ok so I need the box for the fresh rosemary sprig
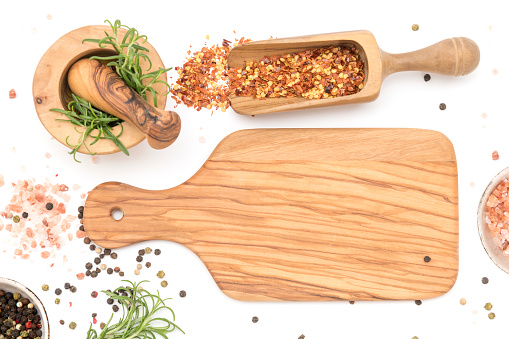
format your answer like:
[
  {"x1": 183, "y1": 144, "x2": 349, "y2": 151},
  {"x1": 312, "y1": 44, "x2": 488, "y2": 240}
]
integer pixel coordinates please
[
  {"x1": 50, "y1": 94, "x2": 128, "y2": 163},
  {"x1": 85, "y1": 280, "x2": 183, "y2": 339},
  {"x1": 83, "y1": 19, "x2": 172, "y2": 107}
]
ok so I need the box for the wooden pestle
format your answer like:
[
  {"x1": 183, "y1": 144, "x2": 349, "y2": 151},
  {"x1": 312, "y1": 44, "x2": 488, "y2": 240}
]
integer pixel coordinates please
[{"x1": 68, "y1": 59, "x2": 181, "y2": 150}]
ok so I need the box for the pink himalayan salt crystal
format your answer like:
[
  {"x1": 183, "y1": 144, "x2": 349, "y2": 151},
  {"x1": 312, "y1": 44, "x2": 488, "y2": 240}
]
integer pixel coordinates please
[
  {"x1": 76, "y1": 230, "x2": 86, "y2": 238},
  {"x1": 76, "y1": 273, "x2": 85, "y2": 280},
  {"x1": 486, "y1": 179, "x2": 509, "y2": 252},
  {"x1": 73, "y1": 184, "x2": 81, "y2": 191},
  {"x1": 14, "y1": 249, "x2": 22, "y2": 256},
  {"x1": 41, "y1": 251, "x2": 50, "y2": 259},
  {"x1": 0, "y1": 174, "x2": 4, "y2": 187}
]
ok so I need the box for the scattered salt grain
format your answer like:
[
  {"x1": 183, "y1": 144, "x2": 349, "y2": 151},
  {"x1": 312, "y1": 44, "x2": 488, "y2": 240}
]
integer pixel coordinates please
[
  {"x1": 0, "y1": 174, "x2": 4, "y2": 188},
  {"x1": 198, "y1": 136, "x2": 206, "y2": 143},
  {"x1": 45, "y1": 152, "x2": 52, "y2": 159}
]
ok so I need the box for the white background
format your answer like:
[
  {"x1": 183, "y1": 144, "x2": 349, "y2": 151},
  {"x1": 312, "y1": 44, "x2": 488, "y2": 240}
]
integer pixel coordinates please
[{"x1": 0, "y1": 1, "x2": 507, "y2": 338}]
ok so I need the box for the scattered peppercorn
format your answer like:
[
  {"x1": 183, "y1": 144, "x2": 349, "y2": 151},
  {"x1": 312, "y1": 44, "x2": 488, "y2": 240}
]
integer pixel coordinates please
[
  {"x1": 179, "y1": 290, "x2": 186, "y2": 298},
  {"x1": 55, "y1": 288, "x2": 62, "y2": 295},
  {"x1": 92, "y1": 313, "x2": 97, "y2": 318},
  {"x1": 100, "y1": 264, "x2": 107, "y2": 270},
  {"x1": 91, "y1": 291, "x2": 98, "y2": 298},
  {"x1": 104, "y1": 249, "x2": 112, "y2": 255},
  {"x1": 161, "y1": 280, "x2": 168, "y2": 287},
  {"x1": 70, "y1": 286, "x2": 77, "y2": 293},
  {"x1": 46, "y1": 202, "x2": 53, "y2": 210},
  {"x1": 64, "y1": 282, "x2": 71, "y2": 289},
  {"x1": 91, "y1": 271, "x2": 98, "y2": 278},
  {"x1": 138, "y1": 249, "x2": 145, "y2": 256},
  {"x1": 439, "y1": 103, "x2": 446, "y2": 110},
  {"x1": 85, "y1": 262, "x2": 93, "y2": 270},
  {"x1": 252, "y1": 316, "x2": 259, "y2": 323},
  {"x1": 86, "y1": 270, "x2": 92, "y2": 276},
  {"x1": 22, "y1": 212, "x2": 28, "y2": 218},
  {"x1": 107, "y1": 298, "x2": 114, "y2": 305},
  {"x1": 78, "y1": 206, "x2": 84, "y2": 213},
  {"x1": 79, "y1": 225, "x2": 85, "y2": 231},
  {"x1": 145, "y1": 262, "x2": 151, "y2": 268},
  {"x1": 89, "y1": 244, "x2": 96, "y2": 251},
  {"x1": 60, "y1": 320, "x2": 65, "y2": 325},
  {"x1": 95, "y1": 247, "x2": 102, "y2": 254},
  {"x1": 424, "y1": 256, "x2": 431, "y2": 262},
  {"x1": 154, "y1": 249, "x2": 161, "y2": 255},
  {"x1": 489, "y1": 312, "x2": 496, "y2": 319},
  {"x1": 137, "y1": 264, "x2": 142, "y2": 270},
  {"x1": 114, "y1": 267, "x2": 120, "y2": 273},
  {"x1": 157, "y1": 270, "x2": 165, "y2": 279},
  {"x1": 12, "y1": 215, "x2": 20, "y2": 223},
  {"x1": 415, "y1": 300, "x2": 422, "y2": 306},
  {"x1": 55, "y1": 298, "x2": 60, "y2": 304},
  {"x1": 299, "y1": 335, "x2": 305, "y2": 339},
  {"x1": 482, "y1": 277, "x2": 489, "y2": 284},
  {"x1": 84, "y1": 237, "x2": 91, "y2": 244},
  {"x1": 485, "y1": 302, "x2": 493, "y2": 310},
  {"x1": 412, "y1": 24, "x2": 419, "y2": 31},
  {"x1": 100, "y1": 322, "x2": 106, "y2": 330},
  {"x1": 136, "y1": 255, "x2": 143, "y2": 262},
  {"x1": 107, "y1": 268, "x2": 113, "y2": 274},
  {"x1": 460, "y1": 298, "x2": 467, "y2": 305},
  {"x1": 134, "y1": 269, "x2": 140, "y2": 275},
  {"x1": 349, "y1": 301, "x2": 355, "y2": 305},
  {"x1": 94, "y1": 257, "x2": 101, "y2": 264},
  {"x1": 69, "y1": 322, "x2": 77, "y2": 330},
  {"x1": 119, "y1": 271, "x2": 124, "y2": 277},
  {"x1": 95, "y1": 267, "x2": 101, "y2": 273},
  {"x1": 112, "y1": 305, "x2": 119, "y2": 312},
  {"x1": 145, "y1": 247, "x2": 152, "y2": 254},
  {"x1": 42, "y1": 284, "x2": 49, "y2": 291},
  {"x1": 110, "y1": 252, "x2": 118, "y2": 259}
]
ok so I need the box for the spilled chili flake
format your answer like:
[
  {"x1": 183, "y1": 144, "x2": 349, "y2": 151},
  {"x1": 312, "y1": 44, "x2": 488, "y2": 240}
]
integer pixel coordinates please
[{"x1": 170, "y1": 36, "x2": 251, "y2": 112}]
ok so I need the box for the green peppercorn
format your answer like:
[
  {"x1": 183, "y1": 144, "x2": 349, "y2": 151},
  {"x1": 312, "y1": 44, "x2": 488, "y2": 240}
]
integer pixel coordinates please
[
  {"x1": 69, "y1": 322, "x2": 77, "y2": 330},
  {"x1": 484, "y1": 302, "x2": 493, "y2": 311},
  {"x1": 55, "y1": 298, "x2": 60, "y2": 304},
  {"x1": 161, "y1": 280, "x2": 168, "y2": 287},
  {"x1": 100, "y1": 322, "x2": 106, "y2": 330},
  {"x1": 13, "y1": 293, "x2": 21, "y2": 300},
  {"x1": 145, "y1": 247, "x2": 152, "y2": 254},
  {"x1": 488, "y1": 312, "x2": 495, "y2": 320},
  {"x1": 13, "y1": 215, "x2": 20, "y2": 223},
  {"x1": 157, "y1": 270, "x2": 165, "y2": 279},
  {"x1": 411, "y1": 24, "x2": 419, "y2": 31},
  {"x1": 41, "y1": 284, "x2": 49, "y2": 291}
]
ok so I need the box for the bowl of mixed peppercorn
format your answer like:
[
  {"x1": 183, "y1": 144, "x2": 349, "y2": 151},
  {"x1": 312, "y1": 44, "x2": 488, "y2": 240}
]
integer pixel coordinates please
[{"x1": 0, "y1": 277, "x2": 49, "y2": 339}]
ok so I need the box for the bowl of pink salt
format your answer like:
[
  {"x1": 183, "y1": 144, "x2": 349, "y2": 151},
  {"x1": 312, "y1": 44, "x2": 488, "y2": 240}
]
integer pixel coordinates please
[{"x1": 478, "y1": 167, "x2": 509, "y2": 273}]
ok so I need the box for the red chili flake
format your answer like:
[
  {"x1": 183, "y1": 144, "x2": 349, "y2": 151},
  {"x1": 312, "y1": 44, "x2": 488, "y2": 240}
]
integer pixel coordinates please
[
  {"x1": 9, "y1": 89, "x2": 16, "y2": 99},
  {"x1": 493, "y1": 151, "x2": 500, "y2": 160},
  {"x1": 69, "y1": 302, "x2": 72, "y2": 307}
]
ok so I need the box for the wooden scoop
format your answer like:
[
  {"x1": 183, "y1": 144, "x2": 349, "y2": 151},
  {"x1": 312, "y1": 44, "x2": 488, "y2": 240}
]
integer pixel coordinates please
[
  {"x1": 68, "y1": 59, "x2": 181, "y2": 149},
  {"x1": 84, "y1": 128, "x2": 459, "y2": 301},
  {"x1": 228, "y1": 31, "x2": 480, "y2": 115}
]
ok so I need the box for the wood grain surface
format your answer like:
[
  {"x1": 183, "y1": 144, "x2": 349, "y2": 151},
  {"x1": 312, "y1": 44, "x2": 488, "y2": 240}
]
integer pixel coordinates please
[
  {"x1": 68, "y1": 59, "x2": 181, "y2": 150},
  {"x1": 32, "y1": 25, "x2": 168, "y2": 154},
  {"x1": 84, "y1": 129, "x2": 459, "y2": 301},
  {"x1": 228, "y1": 31, "x2": 479, "y2": 115}
]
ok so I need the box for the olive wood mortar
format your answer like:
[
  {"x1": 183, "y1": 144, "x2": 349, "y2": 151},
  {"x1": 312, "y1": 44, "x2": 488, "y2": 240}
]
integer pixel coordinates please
[
  {"x1": 84, "y1": 128, "x2": 459, "y2": 301},
  {"x1": 228, "y1": 30, "x2": 480, "y2": 115},
  {"x1": 68, "y1": 59, "x2": 181, "y2": 150},
  {"x1": 33, "y1": 25, "x2": 170, "y2": 154}
]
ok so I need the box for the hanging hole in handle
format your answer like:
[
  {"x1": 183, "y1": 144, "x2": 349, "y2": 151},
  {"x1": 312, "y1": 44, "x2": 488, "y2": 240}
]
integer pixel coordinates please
[{"x1": 111, "y1": 208, "x2": 124, "y2": 221}]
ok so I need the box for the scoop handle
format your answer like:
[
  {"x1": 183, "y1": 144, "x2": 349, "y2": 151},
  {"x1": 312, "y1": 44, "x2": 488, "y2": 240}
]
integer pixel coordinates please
[
  {"x1": 381, "y1": 37, "x2": 480, "y2": 78},
  {"x1": 68, "y1": 59, "x2": 181, "y2": 150}
]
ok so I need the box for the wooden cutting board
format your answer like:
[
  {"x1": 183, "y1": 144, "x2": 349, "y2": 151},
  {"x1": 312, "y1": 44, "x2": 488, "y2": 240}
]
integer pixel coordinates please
[{"x1": 84, "y1": 128, "x2": 459, "y2": 301}]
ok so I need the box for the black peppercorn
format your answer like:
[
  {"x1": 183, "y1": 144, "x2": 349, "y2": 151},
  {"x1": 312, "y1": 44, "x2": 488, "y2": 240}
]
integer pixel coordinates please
[
  {"x1": 95, "y1": 267, "x2": 101, "y2": 273},
  {"x1": 85, "y1": 262, "x2": 93, "y2": 270},
  {"x1": 64, "y1": 282, "x2": 71, "y2": 289},
  {"x1": 424, "y1": 256, "x2": 431, "y2": 262},
  {"x1": 136, "y1": 256, "x2": 143, "y2": 262},
  {"x1": 482, "y1": 277, "x2": 489, "y2": 284},
  {"x1": 22, "y1": 212, "x2": 28, "y2": 218},
  {"x1": 46, "y1": 202, "x2": 53, "y2": 210},
  {"x1": 92, "y1": 312, "x2": 97, "y2": 318},
  {"x1": 104, "y1": 249, "x2": 112, "y2": 255},
  {"x1": 94, "y1": 257, "x2": 101, "y2": 264},
  {"x1": 79, "y1": 225, "x2": 85, "y2": 231},
  {"x1": 60, "y1": 320, "x2": 65, "y2": 325},
  {"x1": 424, "y1": 74, "x2": 431, "y2": 82},
  {"x1": 439, "y1": 103, "x2": 446, "y2": 110},
  {"x1": 55, "y1": 288, "x2": 62, "y2": 295},
  {"x1": 78, "y1": 206, "x2": 84, "y2": 214},
  {"x1": 99, "y1": 254, "x2": 105, "y2": 259},
  {"x1": 110, "y1": 252, "x2": 118, "y2": 259},
  {"x1": 84, "y1": 237, "x2": 91, "y2": 244},
  {"x1": 415, "y1": 300, "x2": 422, "y2": 305},
  {"x1": 107, "y1": 298, "x2": 114, "y2": 305},
  {"x1": 138, "y1": 249, "x2": 145, "y2": 256},
  {"x1": 107, "y1": 268, "x2": 113, "y2": 274},
  {"x1": 90, "y1": 244, "x2": 96, "y2": 251},
  {"x1": 78, "y1": 213, "x2": 83, "y2": 219},
  {"x1": 70, "y1": 286, "x2": 77, "y2": 293},
  {"x1": 119, "y1": 271, "x2": 124, "y2": 277},
  {"x1": 112, "y1": 305, "x2": 119, "y2": 312},
  {"x1": 154, "y1": 249, "x2": 161, "y2": 255},
  {"x1": 252, "y1": 316, "x2": 259, "y2": 323},
  {"x1": 179, "y1": 290, "x2": 186, "y2": 298},
  {"x1": 86, "y1": 270, "x2": 91, "y2": 276}
]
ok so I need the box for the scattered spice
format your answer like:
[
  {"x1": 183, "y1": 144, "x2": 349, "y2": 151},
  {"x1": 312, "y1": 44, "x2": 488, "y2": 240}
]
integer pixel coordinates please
[
  {"x1": 137, "y1": 264, "x2": 143, "y2": 270},
  {"x1": 55, "y1": 288, "x2": 62, "y2": 295},
  {"x1": 100, "y1": 264, "x2": 107, "y2": 270},
  {"x1": 299, "y1": 335, "x2": 305, "y2": 339},
  {"x1": 460, "y1": 298, "x2": 467, "y2": 305},
  {"x1": 138, "y1": 249, "x2": 145, "y2": 256},
  {"x1": 412, "y1": 24, "x2": 419, "y2": 31},
  {"x1": 60, "y1": 320, "x2": 65, "y2": 325},
  {"x1": 157, "y1": 270, "x2": 165, "y2": 279},
  {"x1": 8, "y1": 89, "x2": 16, "y2": 99},
  {"x1": 229, "y1": 46, "x2": 365, "y2": 100},
  {"x1": 64, "y1": 282, "x2": 71, "y2": 289},
  {"x1": 492, "y1": 151, "x2": 499, "y2": 160},
  {"x1": 136, "y1": 255, "x2": 143, "y2": 262},
  {"x1": 42, "y1": 284, "x2": 49, "y2": 291},
  {"x1": 107, "y1": 268, "x2": 113, "y2": 274},
  {"x1": 439, "y1": 103, "x2": 446, "y2": 110},
  {"x1": 110, "y1": 252, "x2": 118, "y2": 259},
  {"x1": 91, "y1": 291, "x2": 98, "y2": 298},
  {"x1": 154, "y1": 249, "x2": 161, "y2": 256},
  {"x1": 145, "y1": 247, "x2": 152, "y2": 254},
  {"x1": 0, "y1": 290, "x2": 44, "y2": 338},
  {"x1": 179, "y1": 290, "x2": 186, "y2": 298},
  {"x1": 424, "y1": 256, "x2": 431, "y2": 262},
  {"x1": 134, "y1": 269, "x2": 140, "y2": 275},
  {"x1": 252, "y1": 316, "x2": 259, "y2": 323},
  {"x1": 424, "y1": 74, "x2": 431, "y2": 82},
  {"x1": 488, "y1": 312, "x2": 496, "y2": 319},
  {"x1": 100, "y1": 322, "x2": 106, "y2": 330},
  {"x1": 114, "y1": 267, "x2": 120, "y2": 273},
  {"x1": 161, "y1": 280, "x2": 168, "y2": 287},
  {"x1": 145, "y1": 262, "x2": 152, "y2": 268},
  {"x1": 415, "y1": 300, "x2": 422, "y2": 306},
  {"x1": 69, "y1": 322, "x2": 77, "y2": 330},
  {"x1": 55, "y1": 298, "x2": 60, "y2": 304},
  {"x1": 70, "y1": 286, "x2": 77, "y2": 293},
  {"x1": 484, "y1": 302, "x2": 493, "y2": 310},
  {"x1": 349, "y1": 301, "x2": 355, "y2": 305}
]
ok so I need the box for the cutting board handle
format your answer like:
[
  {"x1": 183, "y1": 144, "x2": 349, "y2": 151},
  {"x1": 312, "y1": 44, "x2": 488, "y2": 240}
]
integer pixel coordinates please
[
  {"x1": 68, "y1": 59, "x2": 181, "y2": 150},
  {"x1": 381, "y1": 37, "x2": 480, "y2": 78}
]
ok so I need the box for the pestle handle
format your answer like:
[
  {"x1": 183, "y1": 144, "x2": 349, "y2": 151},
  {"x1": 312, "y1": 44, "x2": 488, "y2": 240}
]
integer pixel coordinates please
[
  {"x1": 381, "y1": 37, "x2": 480, "y2": 78},
  {"x1": 68, "y1": 59, "x2": 181, "y2": 150}
]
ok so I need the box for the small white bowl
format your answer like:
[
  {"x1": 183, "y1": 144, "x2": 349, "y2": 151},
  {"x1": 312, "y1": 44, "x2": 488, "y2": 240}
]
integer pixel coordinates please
[
  {"x1": 0, "y1": 277, "x2": 49, "y2": 339},
  {"x1": 478, "y1": 166, "x2": 509, "y2": 274}
]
